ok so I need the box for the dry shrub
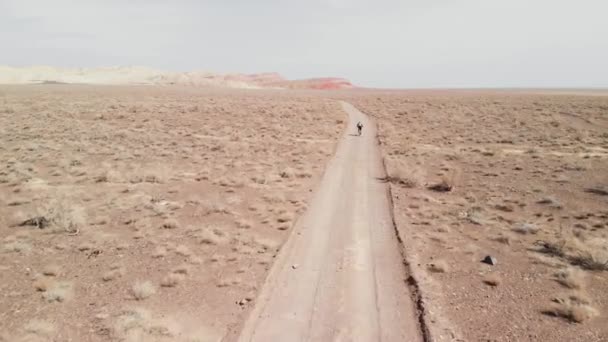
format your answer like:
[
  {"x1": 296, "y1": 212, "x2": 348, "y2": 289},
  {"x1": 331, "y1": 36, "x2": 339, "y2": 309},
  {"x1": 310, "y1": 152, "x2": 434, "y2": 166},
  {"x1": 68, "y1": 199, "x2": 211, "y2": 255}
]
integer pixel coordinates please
[
  {"x1": 160, "y1": 273, "x2": 184, "y2": 287},
  {"x1": 236, "y1": 219, "x2": 252, "y2": 229},
  {"x1": 544, "y1": 293, "x2": 599, "y2": 323},
  {"x1": 175, "y1": 244, "x2": 191, "y2": 257},
  {"x1": 114, "y1": 308, "x2": 152, "y2": 338},
  {"x1": 199, "y1": 229, "x2": 224, "y2": 245},
  {"x1": 255, "y1": 237, "x2": 279, "y2": 251},
  {"x1": 537, "y1": 196, "x2": 562, "y2": 209},
  {"x1": 427, "y1": 260, "x2": 448, "y2": 273},
  {"x1": 3, "y1": 241, "x2": 31, "y2": 253},
  {"x1": 536, "y1": 238, "x2": 608, "y2": 271},
  {"x1": 279, "y1": 167, "x2": 295, "y2": 179},
  {"x1": 569, "y1": 251, "x2": 608, "y2": 271},
  {"x1": 131, "y1": 281, "x2": 156, "y2": 300},
  {"x1": 152, "y1": 246, "x2": 167, "y2": 258},
  {"x1": 492, "y1": 235, "x2": 511, "y2": 245},
  {"x1": 209, "y1": 254, "x2": 223, "y2": 263},
  {"x1": 511, "y1": 222, "x2": 539, "y2": 235},
  {"x1": 427, "y1": 179, "x2": 453, "y2": 192},
  {"x1": 95, "y1": 169, "x2": 123, "y2": 183},
  {"x1": 554, "y1": 268, "x2": 585, "y2": 289},
  {"x1": 482, "y1": 274, "x2": 501, "y2": 286},
  {"x1": 114, "y1": 308, "x2": 184, "y2": 340},
  {"x1": 23, "y1": 319, "x2": 55, "y2": 337},
  {"x1": 77, "y1": 242, "x2": 94, "y2": 251},
  {"x1": 171, "y1": 264, "x2": 190, "y2": 275},
  {"x1": 42, "y1": 264, "x2": 60, "y2": 277},
  {"x1": 37, "y1": 199, "x2": 87, "y2": 234},
  {"x1": 277, "y1": 213, "x2": 294, "y2": 223},
  {"x1": 33, "y1": 278, "x2": 53, "y2": 292},
  {"x1": 188, "y1": 256, "x2": 203, "y2": 265},
  {"x1": 161, "y1": 219, "x2": 180, "y2": 230},
  {"x1": 385, "y1": 161, "x2": 419, "y2": 188},
  {"x1": 42, "y1": 281, "x2": 73, "y2": 302},
  {"x1": 535, "y1": 240, "x2": 566, "y2": 258},
  {"x1": 102, "y1": 268, "x2": 125, "y2": 282},
  {"x1": 585, "y1": 186, "x2": 608, "y2": 196}
]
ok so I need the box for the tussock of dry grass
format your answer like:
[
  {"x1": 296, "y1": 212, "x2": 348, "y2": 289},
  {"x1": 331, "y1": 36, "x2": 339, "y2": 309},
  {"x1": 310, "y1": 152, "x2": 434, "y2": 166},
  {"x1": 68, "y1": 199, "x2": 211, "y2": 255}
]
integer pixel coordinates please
[
  {"x1": 131, "y1": 281, "x2": 156, "y2": 300},
  {"x1": 188, "y1": 256, "x2": 203, "y2": 265},
  {"x1": 427, "y1": 179, "x2": 453, "y2": 192},
  {"x1": 427, "y1": 260, "x2": 449, "y2": 273},
  {"x1": 569, "y1": 251, "x2": 608, "y2": 271},
  {"x1": 3, "y1": 241, "x2": 31, "y2": 253},
  {"x1": 544, "y1": 293, "x2": 599, "y2": 323},
  {"x1": 277, "y1": 213, "x2": 294, "y2": 223},
  {"x1": 199, "y1": 229, "x2": 223, "y2": 245},
  {"x1": 482, "y1": 274, "x2": 501, "y2": 286},
  {"x1": 512, "y1": 222, "x2": 539, "y2": 235},
  {"x1": 175, "y1": 244, "x2": 192, "y2": 257},
  {"x1": 171, "y1": 264, "x2": 190, "y2": 275},
  {"x1": 37, "y1": 200, "x2": 87, "y2": 234},
  {"x1": 386, "y1": 166, "x2": 419, "y2": 188},
  {"x1": 492, "y1": 235, "x2": 511, "y2": 245},
  {"x1": 42, "y1": 264, "x2": 60, "y2": 276},
  {"x1": 42, "y1": 281, "x2": 73, "y2": 302},
  {"x1": 554, "y1": 268, "x2": 585, "y2": 289},
  {"x1": 161, "y1": 273, "x2": 184, "y2": 287},
  {"x1": 236, "y1": 219, "x2": 252, "y2": 229},
  {"x1": 536, "y1": 239, "x2": 608, "y2": 271},
  {"x1": 33, "y1": 278, "x2": 53, "y2": 292},
  {"x1": 161, "y1": 218, "x2": 180, "y2": 230},
  {"x1": 103, "y1": 267, "x2": 125, "y2": 282},
  {"x1": 23, "y1": 319, "x2": 55, "y2": 337},
  {"x1": 152, "y1": 246, "x2": 167, "y2": 258},
  {"x1": 77, "y1": 242, "x2": 94, "y2": 251}
]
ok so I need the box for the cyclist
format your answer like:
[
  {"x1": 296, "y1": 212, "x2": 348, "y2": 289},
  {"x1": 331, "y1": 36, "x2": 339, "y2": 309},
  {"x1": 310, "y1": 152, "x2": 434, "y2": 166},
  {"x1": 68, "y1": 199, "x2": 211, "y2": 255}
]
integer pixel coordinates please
[{"x1": 356, "y1": 121, "x2": 363, "y2": 136}]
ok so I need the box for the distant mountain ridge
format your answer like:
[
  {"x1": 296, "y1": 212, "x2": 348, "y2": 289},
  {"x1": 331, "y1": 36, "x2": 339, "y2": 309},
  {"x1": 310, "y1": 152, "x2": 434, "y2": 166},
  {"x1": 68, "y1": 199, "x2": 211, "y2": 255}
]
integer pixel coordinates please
[{"x1": 0, "y1": 66, "x2": 354, "y2": 90}]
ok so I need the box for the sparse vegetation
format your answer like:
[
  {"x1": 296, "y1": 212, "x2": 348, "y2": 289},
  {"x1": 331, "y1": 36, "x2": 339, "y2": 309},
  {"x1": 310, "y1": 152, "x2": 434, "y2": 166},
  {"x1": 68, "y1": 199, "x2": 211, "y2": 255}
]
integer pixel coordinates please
[
  {"x1": 131, "y1": 281, "x2": 156, "y2": 300},
  {"x1": 352, "y1": 93, "x2": 608, "y2": 340},
  {"x1": 42, "y1": 281, "x2": 73, "y2": 302},
  {"x1": 554, "y1": 268, "x2": 585, "y2": 289},
  {"x1": 482, "y1": 274, "x2": 501, "y2": 286},
  {"x1": 544, "y1": 293, "x2": 599, "y2": 323},
  {"x1": 161, "y1": 273, "x2": 184, "y2": 287},
  {"x1": 427, "y1": 260, "x2": 448, "y2": 273}
]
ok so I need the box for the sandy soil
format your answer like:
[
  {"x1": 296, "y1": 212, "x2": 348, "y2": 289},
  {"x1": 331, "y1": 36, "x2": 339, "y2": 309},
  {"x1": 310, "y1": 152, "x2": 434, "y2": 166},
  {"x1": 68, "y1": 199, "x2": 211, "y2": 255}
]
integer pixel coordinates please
[
  {"x1": 2, "y1": 85, "x2": 607, "y2": 342},
  {"x1": 0, "y1": 85, "x2": 343, "y2": 341},
  {"x1": 347, "y1": 90, "x2": 608, "y2": 341},
  {"x1": 236, "y1": 102, "x2": 421, "y2": 342}
]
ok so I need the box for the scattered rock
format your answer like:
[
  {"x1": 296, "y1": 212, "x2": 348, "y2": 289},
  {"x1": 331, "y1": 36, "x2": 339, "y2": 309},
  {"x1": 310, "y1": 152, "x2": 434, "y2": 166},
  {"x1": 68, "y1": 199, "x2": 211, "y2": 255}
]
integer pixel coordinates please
[
  {"x1": 292, "y1": 264, "x2": 299, "y2": 269},
  {"x1": 482, "y1": 255, "x2": 497, "y2": 266}
]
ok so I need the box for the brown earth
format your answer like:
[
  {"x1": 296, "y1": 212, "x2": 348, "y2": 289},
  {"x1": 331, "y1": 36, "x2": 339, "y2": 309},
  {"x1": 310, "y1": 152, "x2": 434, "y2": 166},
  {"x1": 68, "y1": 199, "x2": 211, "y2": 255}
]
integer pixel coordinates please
[
  {"x1": 1, "y1": 85, "x2": 607, "y2": 342},
  {"x1": 0, "y1": 85, "x2": 343, "y2": 341},
  {"x1": 346, "y1": 90, "x2": 608, "y2": 341}
]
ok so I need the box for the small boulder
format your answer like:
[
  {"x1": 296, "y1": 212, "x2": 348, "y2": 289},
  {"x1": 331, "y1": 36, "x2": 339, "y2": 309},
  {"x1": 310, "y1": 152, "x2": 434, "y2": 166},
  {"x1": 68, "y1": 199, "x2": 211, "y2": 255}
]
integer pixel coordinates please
[{"x1": 481, "y1": 255, "x2": 497, "y2": 266}]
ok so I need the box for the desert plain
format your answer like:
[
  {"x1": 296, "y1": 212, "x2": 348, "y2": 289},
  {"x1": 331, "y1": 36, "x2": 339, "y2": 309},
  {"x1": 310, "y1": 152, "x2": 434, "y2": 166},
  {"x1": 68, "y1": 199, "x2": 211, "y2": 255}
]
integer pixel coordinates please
[{"x1": 1, "y1": 84, "x2": 607, "y2": 342}]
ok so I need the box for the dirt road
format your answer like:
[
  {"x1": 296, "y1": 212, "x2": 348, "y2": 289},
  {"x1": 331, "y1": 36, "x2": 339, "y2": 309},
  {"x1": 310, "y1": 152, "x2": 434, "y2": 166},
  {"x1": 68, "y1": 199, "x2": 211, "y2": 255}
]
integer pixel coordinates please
[{"x1": 236, "y1": 102, "x2": 424, "y2": 342}]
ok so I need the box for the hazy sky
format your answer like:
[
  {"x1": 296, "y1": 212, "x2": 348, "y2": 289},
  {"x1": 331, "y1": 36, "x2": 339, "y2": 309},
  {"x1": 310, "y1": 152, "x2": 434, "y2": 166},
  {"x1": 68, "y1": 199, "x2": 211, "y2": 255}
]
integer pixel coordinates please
[{"x1": 1, "y1": 0, "x2": 607, "y2": 88}]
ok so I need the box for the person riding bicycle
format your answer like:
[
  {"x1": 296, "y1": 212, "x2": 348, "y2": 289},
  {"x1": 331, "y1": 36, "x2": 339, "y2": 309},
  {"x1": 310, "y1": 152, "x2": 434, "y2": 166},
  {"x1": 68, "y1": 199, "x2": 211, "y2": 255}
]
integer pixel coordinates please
[{"x1": 356, "y1": 121, "x2": 363, "y2": 136}]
